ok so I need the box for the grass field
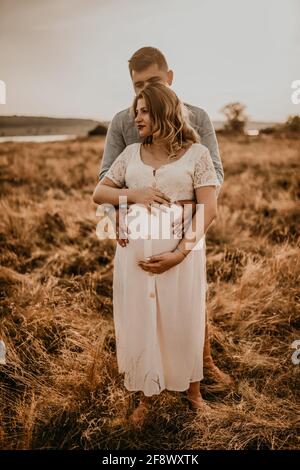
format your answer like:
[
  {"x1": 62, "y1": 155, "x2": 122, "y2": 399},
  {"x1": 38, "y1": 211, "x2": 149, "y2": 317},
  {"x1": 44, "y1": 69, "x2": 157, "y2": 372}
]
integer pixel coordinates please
[{"x1": 0, "y1": 134, "x2": 299, "y2": 449}]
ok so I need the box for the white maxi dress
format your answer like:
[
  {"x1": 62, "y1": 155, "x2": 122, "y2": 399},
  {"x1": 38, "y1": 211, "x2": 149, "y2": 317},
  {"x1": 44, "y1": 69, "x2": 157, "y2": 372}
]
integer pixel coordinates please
[{"x1": 105, "y1": 142, "x2": 220, "y2": 397}]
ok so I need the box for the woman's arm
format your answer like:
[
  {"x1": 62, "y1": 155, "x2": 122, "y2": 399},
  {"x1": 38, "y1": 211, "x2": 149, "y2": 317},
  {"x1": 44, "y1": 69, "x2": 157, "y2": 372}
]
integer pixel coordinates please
[
  {"x1": 93, "y1": 177, "x2": 171, "y2": 207},
  {"x1": 92, "y1": 176, "x2": 136, "y2": 205}
]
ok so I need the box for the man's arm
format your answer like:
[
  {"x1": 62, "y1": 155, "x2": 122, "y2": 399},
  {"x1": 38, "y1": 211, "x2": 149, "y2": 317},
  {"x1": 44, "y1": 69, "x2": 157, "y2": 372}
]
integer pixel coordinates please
[
  {"x1": 198, "y1": 109, "x2": 224, "y2": 186},
  {"x1": 98, "y1": 112, "x2": 126, "y2": 182}
]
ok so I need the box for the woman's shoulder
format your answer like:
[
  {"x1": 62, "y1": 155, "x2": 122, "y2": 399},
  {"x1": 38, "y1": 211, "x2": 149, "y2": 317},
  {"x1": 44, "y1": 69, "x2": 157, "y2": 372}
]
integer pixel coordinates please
[
  {"x1": 190, "y1": 143, "x2": 210, "y2": 155},
  {"x1": 125, "y1": 142, "x2": 140, "y2": 153},
  {"x1": 116, "y1": 143, "x2": 139, "y2": 162},
  {"x1": 189, "y1": 143, "x2": 211, "y2": 163}
]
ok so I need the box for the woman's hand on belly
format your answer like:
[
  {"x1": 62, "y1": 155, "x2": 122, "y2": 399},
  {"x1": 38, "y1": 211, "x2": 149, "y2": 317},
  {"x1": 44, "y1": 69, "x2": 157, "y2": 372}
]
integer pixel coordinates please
[
  {"x1": 131, "y1": 187, "x2": 171, "y2": 209},
  {"x1": 138, "y1": 250, "x2": 185, "y2": 275}
]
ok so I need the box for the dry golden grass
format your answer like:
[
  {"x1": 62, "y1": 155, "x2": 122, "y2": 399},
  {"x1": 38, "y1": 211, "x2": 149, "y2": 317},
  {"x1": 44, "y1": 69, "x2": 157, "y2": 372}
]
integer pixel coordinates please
[{"x1": 0, "y1": 134, "x2": 299, "y2": 450}]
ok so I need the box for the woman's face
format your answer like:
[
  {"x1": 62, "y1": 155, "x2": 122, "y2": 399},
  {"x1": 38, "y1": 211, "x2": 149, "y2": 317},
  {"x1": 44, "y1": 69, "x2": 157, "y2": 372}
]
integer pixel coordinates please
[{"x1": 134, "y1": 98, "x2": 152, "y2": 138}]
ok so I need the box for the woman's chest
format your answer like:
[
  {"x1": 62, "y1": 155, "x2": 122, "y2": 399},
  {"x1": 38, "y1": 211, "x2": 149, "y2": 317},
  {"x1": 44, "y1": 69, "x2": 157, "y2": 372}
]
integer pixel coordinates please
[
  {"x1": 125, "y1": 158, "x2": 195, "y2": 201},
  {"x1": 140, "y1": 147, "x2": 189, "y2": 171}
]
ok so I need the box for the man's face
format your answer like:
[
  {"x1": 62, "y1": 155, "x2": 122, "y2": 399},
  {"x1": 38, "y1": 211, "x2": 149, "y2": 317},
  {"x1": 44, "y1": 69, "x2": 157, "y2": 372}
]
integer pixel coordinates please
[{"x1": 131, "y1": 63, "x2": 173, "y2": 94}]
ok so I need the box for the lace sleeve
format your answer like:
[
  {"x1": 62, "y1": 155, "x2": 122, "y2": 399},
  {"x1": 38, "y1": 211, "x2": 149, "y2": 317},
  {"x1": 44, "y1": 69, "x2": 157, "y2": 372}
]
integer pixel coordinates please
[
  {"x1": 193, "y1": 146, "x2": 221, "y2": 197},
  {"x1": 105, "y1": 147, "x2": 130, "y2": 187}
]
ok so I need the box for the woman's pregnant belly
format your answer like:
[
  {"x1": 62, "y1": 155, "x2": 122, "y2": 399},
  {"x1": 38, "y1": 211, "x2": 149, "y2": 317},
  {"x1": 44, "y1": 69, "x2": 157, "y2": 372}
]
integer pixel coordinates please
[{"x1": 124, "y1": 203, "x2": 183, "y2": 261}]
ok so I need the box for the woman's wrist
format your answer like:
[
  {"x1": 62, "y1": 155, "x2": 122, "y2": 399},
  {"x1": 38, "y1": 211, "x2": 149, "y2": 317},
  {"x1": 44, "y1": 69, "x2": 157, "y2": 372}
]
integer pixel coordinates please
[
  {"x1": 176, "y1": 245, "x2": 190, "y2": 257},
  {"x1": 127, "y1": 188, "x2": 136, "y2": 204},
  {"x1": 172, "y1": 247, "x2": 188, "y2": 261}
]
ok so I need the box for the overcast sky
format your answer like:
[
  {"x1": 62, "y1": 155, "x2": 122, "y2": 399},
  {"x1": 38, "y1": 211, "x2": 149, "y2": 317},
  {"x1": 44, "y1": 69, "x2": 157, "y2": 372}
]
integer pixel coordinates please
[{"x1": 0, "y1": 0, "x2": 299, "y2": 122}]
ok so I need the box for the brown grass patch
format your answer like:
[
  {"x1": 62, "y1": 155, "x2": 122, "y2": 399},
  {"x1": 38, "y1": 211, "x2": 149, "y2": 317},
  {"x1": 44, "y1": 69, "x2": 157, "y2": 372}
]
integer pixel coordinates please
[{"x1": 0, "y1": 134, "x2": 299, "y2": 449}]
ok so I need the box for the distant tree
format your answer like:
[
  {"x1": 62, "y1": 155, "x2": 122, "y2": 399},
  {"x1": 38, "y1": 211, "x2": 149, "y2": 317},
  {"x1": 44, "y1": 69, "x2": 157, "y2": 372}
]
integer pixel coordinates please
[
  {"x1": 220, "y1": 102, "x2": 248, "y2": 134},
  {"x1": 284, "y1": 115, "x2": 300, "y2": 132},
  {"x1": 260, "y1": 126, "x2": 276, "y2": 135},
  {"x1": 88, "y1": 124, "x2": 107, "y2": 136}
]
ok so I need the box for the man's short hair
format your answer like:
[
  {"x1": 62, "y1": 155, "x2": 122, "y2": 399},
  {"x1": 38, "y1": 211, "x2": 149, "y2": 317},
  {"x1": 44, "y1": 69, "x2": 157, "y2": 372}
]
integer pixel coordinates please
[{"x1": 128, "y1": 47, "x2": 168, "y2": 77}]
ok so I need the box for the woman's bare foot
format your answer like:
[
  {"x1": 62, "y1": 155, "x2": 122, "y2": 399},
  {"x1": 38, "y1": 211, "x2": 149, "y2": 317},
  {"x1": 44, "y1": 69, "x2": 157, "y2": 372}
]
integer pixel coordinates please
[
  {"x1": 186, "y1": 393, "x2": 209, "y2": 412},
  {"x1": 129, "y1": 398, "x2": 150, "y2": 429},
  {"x1": 204, "y1": 358, "x2": 234, "y2": 388}
]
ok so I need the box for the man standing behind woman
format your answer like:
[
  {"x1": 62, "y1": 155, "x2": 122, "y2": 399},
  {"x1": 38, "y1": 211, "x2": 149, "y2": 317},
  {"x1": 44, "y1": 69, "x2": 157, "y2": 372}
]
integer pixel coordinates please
[{"x1": 95, "y1": 47, "x2": 233, "y2": 426}]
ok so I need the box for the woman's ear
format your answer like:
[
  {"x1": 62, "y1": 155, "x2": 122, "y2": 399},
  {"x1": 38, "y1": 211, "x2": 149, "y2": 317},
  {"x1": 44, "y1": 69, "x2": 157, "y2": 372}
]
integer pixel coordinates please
[{"x1": 167, "y1": 69, "x2": 174, "y2": 86}]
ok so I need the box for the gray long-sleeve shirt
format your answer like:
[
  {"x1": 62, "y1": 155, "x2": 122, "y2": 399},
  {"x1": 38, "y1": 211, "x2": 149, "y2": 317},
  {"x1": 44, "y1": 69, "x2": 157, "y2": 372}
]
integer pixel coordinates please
[{"x1": 98, "y1": 103, "x2": 224, "y2": 186}]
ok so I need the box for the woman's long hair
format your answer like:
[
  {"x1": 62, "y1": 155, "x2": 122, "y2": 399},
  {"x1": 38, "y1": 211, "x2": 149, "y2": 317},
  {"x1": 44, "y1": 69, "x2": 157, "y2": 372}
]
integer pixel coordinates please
[{"x1": 132, "y1": 83, "x2": 200, "y2": 160}]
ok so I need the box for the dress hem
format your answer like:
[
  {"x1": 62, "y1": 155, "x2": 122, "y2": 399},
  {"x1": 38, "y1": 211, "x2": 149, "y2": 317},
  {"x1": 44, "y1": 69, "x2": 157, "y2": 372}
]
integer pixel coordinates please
[{"x1": 123, "y1": 375, "x2": 204, "y2": 397}]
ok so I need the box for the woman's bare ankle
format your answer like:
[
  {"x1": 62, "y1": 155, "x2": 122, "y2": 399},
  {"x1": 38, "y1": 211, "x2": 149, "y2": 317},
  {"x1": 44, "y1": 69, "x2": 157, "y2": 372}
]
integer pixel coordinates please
[
  {"x1": 187, "y1": 391, "x2": 202, "y2": 400},
  {"x1": 140, "y1": 395, "x2": 151, "y2": 405}
]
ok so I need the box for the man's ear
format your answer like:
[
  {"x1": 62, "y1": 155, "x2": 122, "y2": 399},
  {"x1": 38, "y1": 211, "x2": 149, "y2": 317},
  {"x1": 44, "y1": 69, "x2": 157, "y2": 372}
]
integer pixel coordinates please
[{"x1": 167, "y1": 69, "x2": 174, "y2": 86}]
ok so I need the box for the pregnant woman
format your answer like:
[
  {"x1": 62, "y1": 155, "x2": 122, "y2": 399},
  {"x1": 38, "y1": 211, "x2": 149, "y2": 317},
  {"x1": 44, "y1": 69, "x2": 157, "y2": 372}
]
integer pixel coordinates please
[{"x1": 93, "y1": 83, "x2": 220, "y2": 427}]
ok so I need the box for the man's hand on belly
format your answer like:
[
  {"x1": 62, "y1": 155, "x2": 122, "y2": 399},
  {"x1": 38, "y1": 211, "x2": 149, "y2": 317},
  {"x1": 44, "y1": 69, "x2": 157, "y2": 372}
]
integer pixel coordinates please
[
  {"x1": 115, "y1": 207, "x2": 129, "y2": 247},
  {"x1": 114, "y1": 184, "x2": 130, "y2": 247}
]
